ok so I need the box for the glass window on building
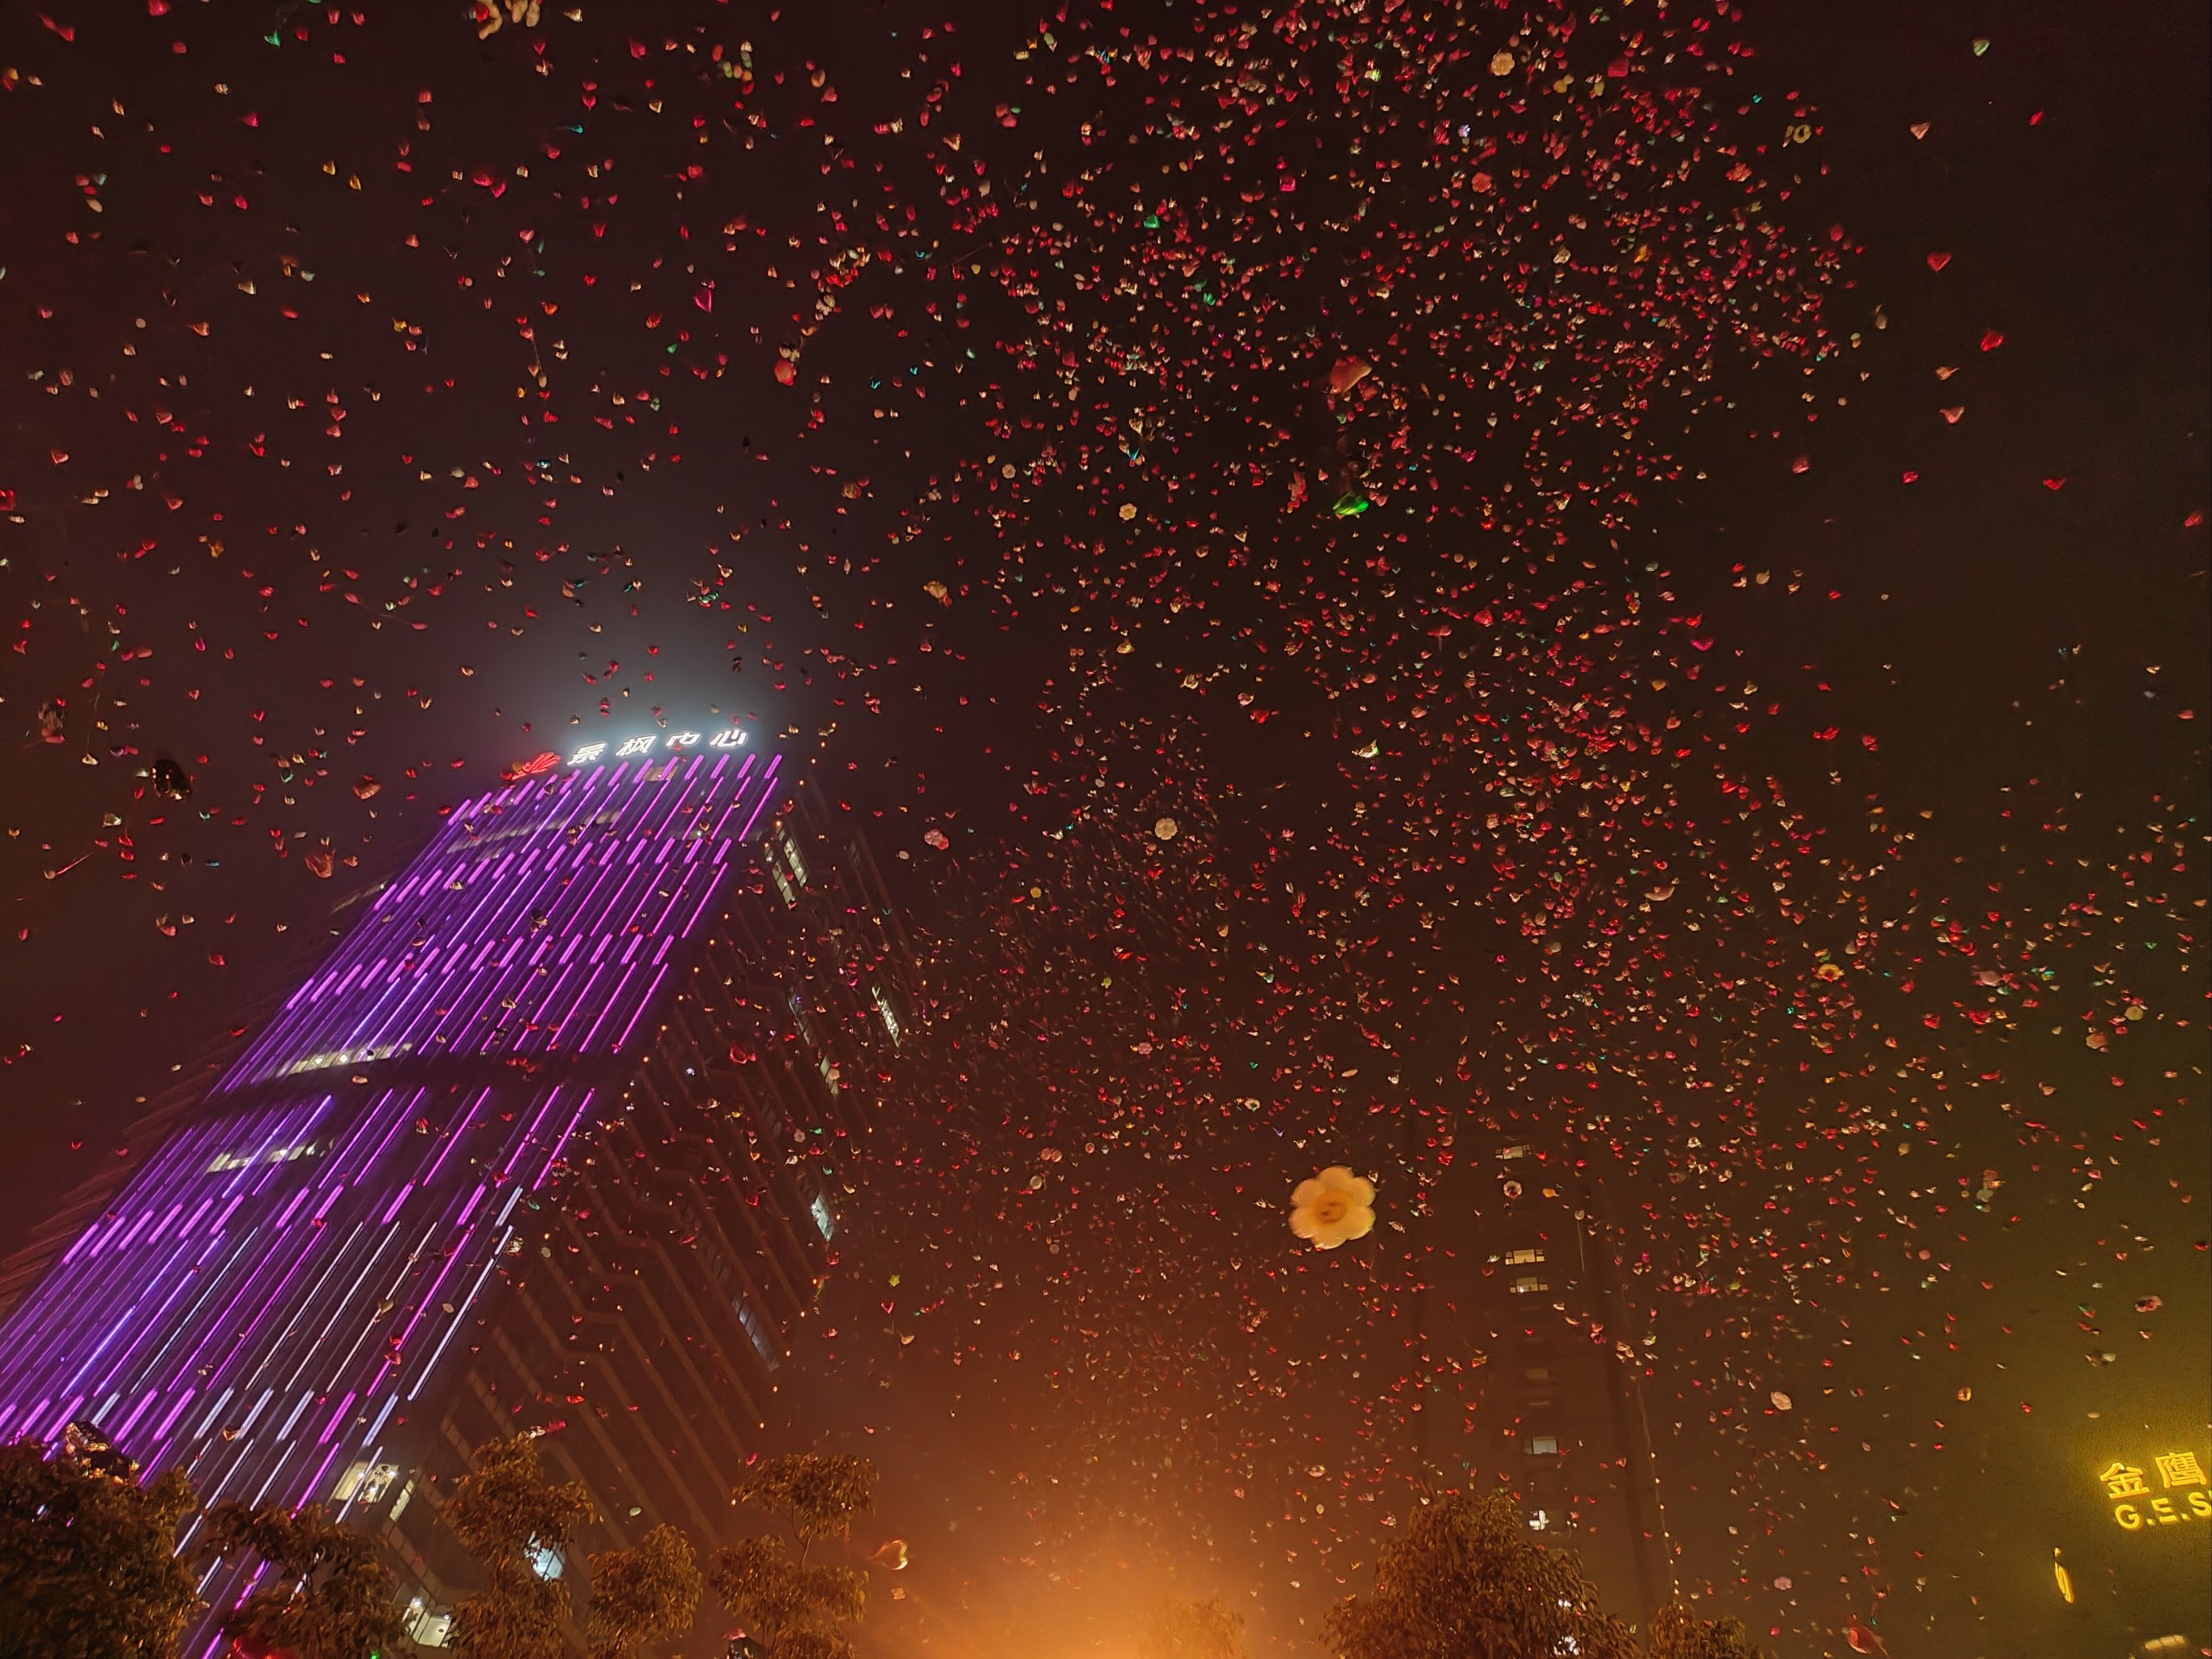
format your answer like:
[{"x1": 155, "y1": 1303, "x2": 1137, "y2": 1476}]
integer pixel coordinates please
[
  {"x1": 735, "y1": 1294, "x2": 781, "y2": 1371},
  {"x1": 1510, "y1": 1274, "x2": 1546, "y2": 1294},
  {"x1": 776, "y1": 830, "x2": 810, "y2": 889},
  {"x1": 1505, "y1": 1247, "x2": 1545, "y2": 1265},
  {"x1": 527, "y1": 1539, "x2": 565, "y2": 1580},
  {"x1": 1528, "y1": 1435, "x2": 1559, "y2": 1456},
  {"x1": 871, "y1": 983, "x2": 904, "y2": 1046},
  {"x1": 333, "y1": 1459, "x2": 399, "y2": 1504},
  {"x1": 402, "y1": 1601, "x2": 453, "y2": 1648},
  {"x1": 809, "y1": 1192, "x2": 837, "y2": 1241}
]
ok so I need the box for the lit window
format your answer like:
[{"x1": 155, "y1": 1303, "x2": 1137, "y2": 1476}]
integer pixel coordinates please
[
  {"x1": 1506, "y1": 1247, "x2": 1545, "y2": 1265},
  {"x1": 1511, "y1": 1276, "x2": 1546, "y2": 1294},
  {"x1": 403, "y1": 1601, "x2": 453, "y2": 1648},
  {"x1": 871, "y1": 984, "x2": 903, "y2": 1045},
  {"x1": 735, "y1": 1297, "x2": 781, "y2": 1371},
  {"x1": 810, "y1": 1193, "x2": 837, "y2": 1241},
  {"x1": 818, "y1": 1056, "x2": 842, "y2": 1096},
  {"x1": 1499, "y1": 1143, "x2": 1532, "y2": 1159},
  {"x1": 334, "y1": 1460, "x2": 399, "y2": 1503},
  {"x1": 1528, "y1": 1508, "x2": 1549, "y2": 1531},
  {"x1": 207, "y1": 1140, "x2": 323, "y2": 1174},
  {"x1": 527, "y1": 1540, "x2": 565, "y2": 1580},
  {"x1": 1528, "y1": 1436, "x2": 1559, "y2": 1456},
  {"x1": 777, "y1": 831, "x2": 809, "y2": 887}
]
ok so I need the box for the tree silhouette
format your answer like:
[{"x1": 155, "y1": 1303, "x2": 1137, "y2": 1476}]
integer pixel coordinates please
[
  {"x1": 444, "y1": 1434, "x2": 594, "y2": 1659},
  {"x1": 1326, "y1": 1491, "x2": 1639, "y2": 1659},
  {"x1": 706, "y1": 1454, "x2": 876, "y2": 1659},
  {"x1": 201, "y1": 1499, "x2": 409, "y2": 1659},
  {"x1": 585, "y1": 1524, "x2": 701, "y2": 1659},
  {"x1": 1643, "y1": 1604, "x2": 1766, "y2": 1659},
  {"x1": 0, "y1": 1435, "x2": 200, "y2": 1659},
  {"x1": 1328, "y1": 1492, "x2": 1768, "y2": 1659}
]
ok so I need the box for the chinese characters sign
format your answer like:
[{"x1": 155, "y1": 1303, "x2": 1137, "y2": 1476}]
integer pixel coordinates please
[
  {"x1": 565, "y1": 729, "x2": 747, "y2": 767},
  {"x1": 2098, "y1": 1451, "x2": 2210, "y2": 1533}
]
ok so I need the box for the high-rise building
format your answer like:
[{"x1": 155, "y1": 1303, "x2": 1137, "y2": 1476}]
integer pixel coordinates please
[
  {"x1": 1415, "y1": 1125, "x2": 1671, "y2": 1625},
  {"x1": 0, "y1": 734, "x2": 914, "y2": 1652}
]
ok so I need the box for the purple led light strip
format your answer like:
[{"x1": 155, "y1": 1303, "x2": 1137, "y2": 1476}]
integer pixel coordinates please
[
  {"x1": 0, "y1": 751, "x2": 782, "y2": 1603},
  {"x1": 219, "y1": 757, "x2": 754, "y2": 1084}
]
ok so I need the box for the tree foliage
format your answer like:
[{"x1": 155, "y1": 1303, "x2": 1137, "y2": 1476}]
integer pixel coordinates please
[
  {"x1": 1643, "y1": 1605, "x2": 1765, "y2": 1659},
  {"x1": 585, "y1": 1524, "x2": 701, "y2": 1659},
  {"x1": 1324, "y1": 1492, "x2": 1638, "y2": 1659},
  {"x1": 1141, "y1": 1594, "x2": 1249, "y2": 1659},
  {"x1": 0, "y1": 1436, "x2": 201, "y2": 1659},
  {"x1": 705, "y1": 1537, "x2": 865, "y2": 1648},
  {"x1": 1328, "y1": 1493, "x2": 1769, "y2": 1659},
  {"x1": 731, "y1": 1453, "x2": 877, "y2": 1547},
  {"x1": 201, "y1": 1499, "x2": 409, "y2": 1659},
  {"x1": 445, "y1": 1434, "x2": 595, "y2": 1659},
  {"x1": 707, "y1": 1453, "x2": 877, "y2": 1659}
]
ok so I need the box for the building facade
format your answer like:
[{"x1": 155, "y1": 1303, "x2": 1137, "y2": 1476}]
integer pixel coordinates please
[
  {"x1": 0, "y1": 736, "x2": 913, "y2": 1652},
  {"x1": 1417, "y1": 1124, "x2": 1670, "y2": 1626}
]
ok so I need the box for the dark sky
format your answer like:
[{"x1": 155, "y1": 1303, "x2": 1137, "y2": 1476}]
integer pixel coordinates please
[{"x1": 0, "y1": 2, "x2": 2205, "y2": 1656}]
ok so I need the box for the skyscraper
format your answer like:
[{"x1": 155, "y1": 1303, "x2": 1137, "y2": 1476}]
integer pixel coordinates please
[
  {"x1": 1415, "y1": 1123, "x2": 1671, "y2": 1627},
  {"x1": 0, "y1": 733, "x2": 914, "y2": 1650}
]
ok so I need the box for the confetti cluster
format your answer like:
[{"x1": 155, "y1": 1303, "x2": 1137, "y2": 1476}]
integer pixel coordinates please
[{"x1": 0, "y1": 2, "x2": 2201, "y2": 1655}]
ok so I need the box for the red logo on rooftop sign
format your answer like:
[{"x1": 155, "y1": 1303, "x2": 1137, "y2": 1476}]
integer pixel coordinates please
[{"x1": 501, "y1": 751, "x2": 562, "y2": 783}]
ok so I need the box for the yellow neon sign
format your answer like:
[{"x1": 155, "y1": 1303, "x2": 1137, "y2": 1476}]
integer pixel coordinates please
[{"x1": 2096, "y1": 1452, "x2": 2212, "y2": 1533}]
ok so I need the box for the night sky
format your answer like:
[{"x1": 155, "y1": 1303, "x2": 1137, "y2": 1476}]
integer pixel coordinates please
[{"x1": 0, "y1": 2, "x2": 2205, "y2": 1657}]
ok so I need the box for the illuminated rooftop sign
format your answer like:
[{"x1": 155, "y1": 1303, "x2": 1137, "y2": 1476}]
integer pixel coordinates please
[
  {"x1": 501, "y1": 729, "x2": 751, "y2": 783},
  {"x1": 569, "y1": 729, "x2": 747, "y2": 766}
]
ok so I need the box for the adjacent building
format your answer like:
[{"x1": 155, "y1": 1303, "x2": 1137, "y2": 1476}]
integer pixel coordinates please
[
  {"x1": 0, "y1": 733, "x2": 914, "y2": 1652},
  {"x1": 1417, "y1": 1127, "x2": 1670, "y2": 1625}
]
